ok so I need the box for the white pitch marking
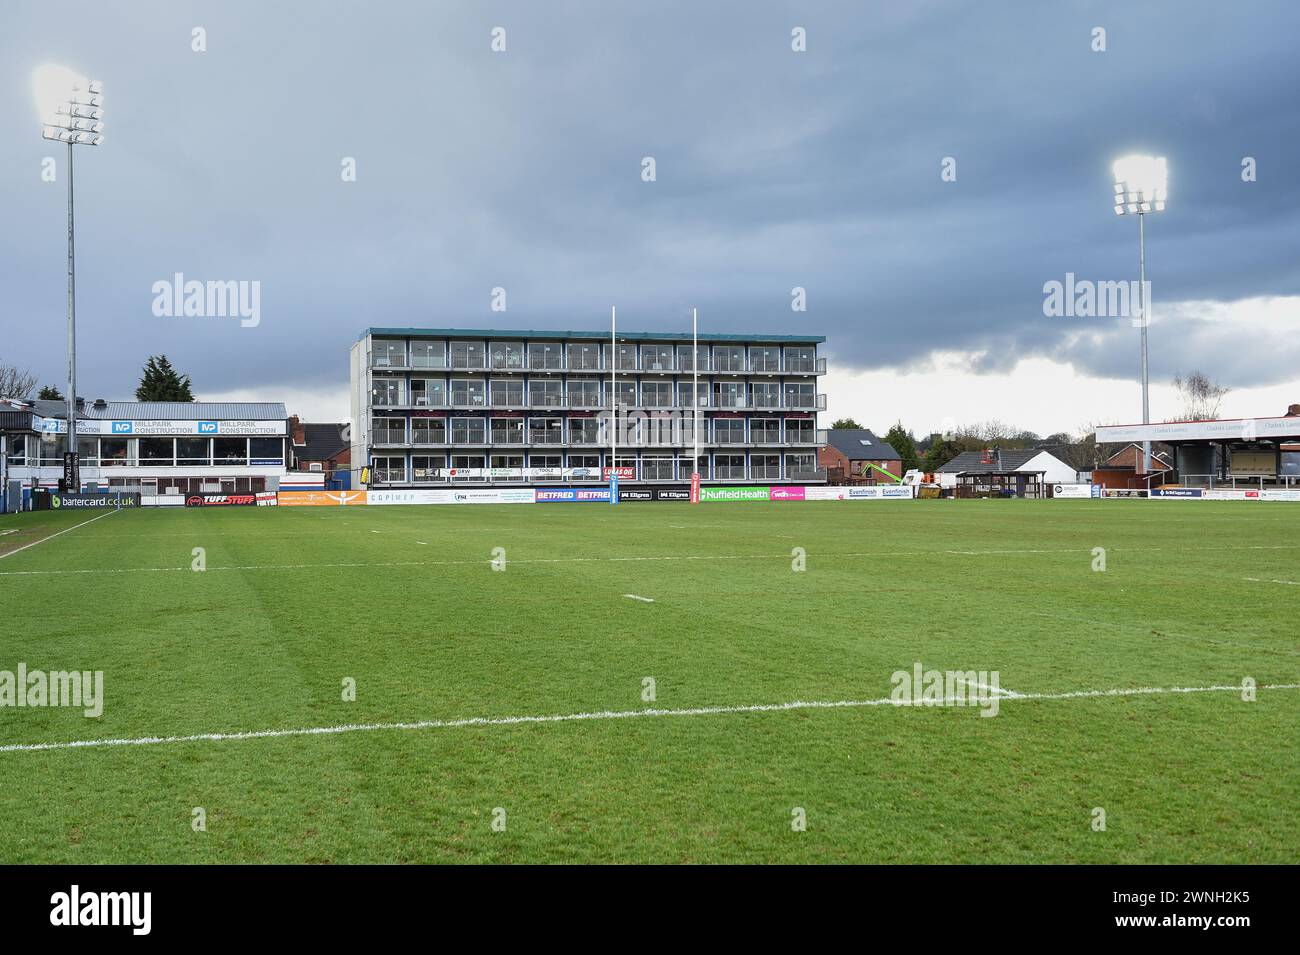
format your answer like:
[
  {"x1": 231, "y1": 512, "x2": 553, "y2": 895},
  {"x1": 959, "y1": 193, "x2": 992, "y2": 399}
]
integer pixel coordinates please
[
  {"x1": 958, "y1": 679, "x2": 1023, "y2": 699},
  {"x1": 2, "y1": 683, "x2": 1295, "y2": 755},
  {"x1": 0, "y1": 509, "x2": 119, "y2": 561},
  {"x1": 415, "y1": 541, "x2": 429, "y2": 546},
  {"x1": 1244, "y1": 577, "x2": 1300, "y2": 586},
  {"x1": 624, "y1": 594, "x2": 655, "y2": 603}
]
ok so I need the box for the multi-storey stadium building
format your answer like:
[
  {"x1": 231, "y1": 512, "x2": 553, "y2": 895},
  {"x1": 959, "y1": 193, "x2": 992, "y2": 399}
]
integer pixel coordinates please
[{"x1": 349, "y1": 327, "x2": 828, "y2": 487}]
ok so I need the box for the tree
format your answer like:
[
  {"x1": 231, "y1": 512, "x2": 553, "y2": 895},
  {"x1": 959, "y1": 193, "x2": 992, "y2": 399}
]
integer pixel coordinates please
[
  {"x1": 882, "y1": 421, "x2": 920, "y2": 473},
  {"x1": 922, "y1": 433, "x2": 963, "y2": 470},
  {"x1": 135, "y1": 355, "x2": 195, "y2": 402},
  {"x1": 0, "y1": 364, "x2": 38, "y2": 400},
  {"x1": 1171, "y1": 370, "x2": 1228, "y2": 422},
  {"x1": 37, "y1": 385, "x2": 64, "y2": 401},
  {"x1": 830, "y1": 417, "x2": 862, "y2": 430}
]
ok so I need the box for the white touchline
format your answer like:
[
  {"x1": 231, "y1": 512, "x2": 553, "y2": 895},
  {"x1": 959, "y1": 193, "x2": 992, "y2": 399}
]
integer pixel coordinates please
[
  {"x1": 2, "y1": 683, "x2": 1295, "y2": 755},
  {"x1": 1244, "y1": 577, "x2": 1300, "y2": 586},
  {"x1": 958, "y1": 679, "x2": 1022, "y2": 698},
  {"x1": 0, "y1": 509, "x2": 119, "y2": 561},
  {"x1": 623, "y1": 594, "x2": 655, "y2": 603}
]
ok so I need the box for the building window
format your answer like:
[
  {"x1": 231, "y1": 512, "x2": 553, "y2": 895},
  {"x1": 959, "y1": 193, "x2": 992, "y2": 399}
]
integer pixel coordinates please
[
  {"x1": 679, "y1": 381, "x2": 707, "y2": 409},
  {"x1": 641, "y1": 413, "x2": 677, "y2": 447},
  {"x1": 249, "y1": 438, "x2": 283, "y2": 463},
  {"x1": 372, "y1": 417, "x2": 406, "y2": 444},
  {"x1": 751, "y1": 454, "x2": 780, "y2": 480},
  {"x1": 528, "y1": 417, "x2": 564, "y2": 446},
  {"x1": 450, "y1": 417, "x2": 486, "y2": 444},
  {"x1": 786, "y1": 452, "x2": 817, "y2": 477},
  {"x1": 451, "y1": 454, "x2": 485, "y2": 471},
  {"x1": 642, "y1": 344, "x2": 673, "y2": 370},
  {"x1": 602, "y1": 343, "x2": 638, "y2": 370},
  {"x1": 783, "y1": 382, "x2": 815, "y2": 408},
  {"x1": 371, "y1": 377, "x2": 404, "y2": 407},
  {"x1": 569, "y1": 417, "x2": 600, "y2": 445},
  {"x1": 410, "y1": 378, "x2": 445, "y2": 407},
  {"x1": 529, "y1": 454, "x2": 562, "y2": 478},
  {"x1": 412, "y1": 455, "x2": 445, "y2": 482},
  {"x1": 784, "y1": 346, "x2": 815, "y2": 372},
  {"x1": 713, "y1": 345, "x2": 745, "y2": 371},
  {"x1": 641, "y1": 381, "x2": 673, "y2": 408},
  {"x1": 567, "y1": 453, "x2": 600, "y2": 478},
  {"x1": 451, "y1": 341, "x2": 485, "y2": 369},
  {"x1": 785, "y1": 419, "x2": 815, "y2": 443},
  {"x1": 410, "y1": 341, "x2": 447, "y2": 369},
  {"x1": 529, "y1": 379, "x2": 564, "y2": 408},
  {"x1": 714, "y1": 419, "x2": 745, "y2": 445},
  {"x1": 715, "y1": 454, "x2": 746, "y2": 479},
  {"x1": 490, "y1": 454, "x2": 524, "y2": 478},
  {"x1": 677, "y1": 345, "x2": 708, "y2": 371},
  {"x1": 139, "y1": 438, "x2": 175, "y2": 466},
  {"x1": 372, "y1": 340, "x2": 406, "y2": 367},
  {"x1": 213, "y1": 438, "x2": 248, "y2": 465},
  {"x1": 175, "y1": 437, "x2": 209, "y2": 466},
  {"x1": 411, "y1": 418, "x2": 446, "y2": 445},
  {"x1": 603, "y1": 381, "x2": 636, "y2": 408},
  {"x1": 489, "y1": 342, "x2": 524, "y2": 370},
  {"x1": 641, "y1": 456, "x2": 674, "y2": 480},
  {"x1": 751, "y1": 382, "x2": 780, "y2": 409},
  {"x1": 567, "y1": 378, "x2": 601, "y2": 408},
  {"x1": 751, "y1": 418, "x2": 781, "y2": 445},
  {"x1": 99, "y1": 437, "x2": 129, "y2": 466},
  {"x1": 450, "y1": 379, "x2": 485, "y2": 407},
  {"x1": 749, "y1": 346, "x2": 780, "y2": 372},
  {"x1": 490, "y1": 418, "x2": 525, "y2": 444},
  {"x1": 714, "y1": 381, "x2": 745, "y2": 408},
  {"x1": 490, "y1": 380, "x2": 524, "y2": 407},
  {"x1": 372, "y1": 455, "x2": 405, "y2": 483},
  {"x1": 528, "y1": 342, "x2": 563, "y2": 370},
  {"x1": 567, "y1": 342, "x2": 601, "y2": 370}
]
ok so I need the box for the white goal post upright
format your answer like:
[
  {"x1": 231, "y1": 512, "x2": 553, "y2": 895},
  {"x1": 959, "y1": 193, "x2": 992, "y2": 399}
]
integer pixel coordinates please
[
  {"x1": 610, "y1": 305, "x2": 618, "y2": 506},
  {"x1": 691, "y1": 307, "x2": 700, "y2": 504}
]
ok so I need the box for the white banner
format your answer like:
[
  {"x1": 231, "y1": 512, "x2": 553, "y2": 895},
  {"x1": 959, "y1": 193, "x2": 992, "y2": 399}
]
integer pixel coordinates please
[
  {"x1": 367, "y1": 488, "x2": 536, "y2": 505},
  {"x1": 1095, "y1": 416, "x2": 1300, "y2": 444},
  {"x1": 37, "y1": 417, "x2": 285, "y2": 436},
  {"x1": 1052, "y1": 483, "x2": 1096, "y2": 499},
  {"x1": 804, "y1": 486, "x2": 914, "y2": 501}
]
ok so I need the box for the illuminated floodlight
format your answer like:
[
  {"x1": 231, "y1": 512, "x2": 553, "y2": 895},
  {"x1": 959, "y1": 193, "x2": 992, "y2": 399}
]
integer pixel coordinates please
[{"x1": 1113, "y1": 155, "x2": 1167, "y2": 215}]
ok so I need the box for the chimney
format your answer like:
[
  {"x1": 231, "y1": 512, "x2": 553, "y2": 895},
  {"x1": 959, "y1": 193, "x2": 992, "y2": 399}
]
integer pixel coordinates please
[
  {"x1": 289, "y1": 414, "x2": 305, "y2": 445},
  {"x1": 1287, "y1": 403, "x2": 1300, "y2": 417}
]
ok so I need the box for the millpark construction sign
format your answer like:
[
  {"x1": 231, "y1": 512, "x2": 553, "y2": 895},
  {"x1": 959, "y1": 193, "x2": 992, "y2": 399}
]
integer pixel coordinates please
[{"x1": 35, "y1": 417, "x2": 286, "y2": 436}]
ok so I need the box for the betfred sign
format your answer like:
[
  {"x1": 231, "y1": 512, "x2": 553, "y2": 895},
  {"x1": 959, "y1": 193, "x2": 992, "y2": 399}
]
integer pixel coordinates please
[{"x1": 185, "y1": 494, "x2": 257, "y2": 507}]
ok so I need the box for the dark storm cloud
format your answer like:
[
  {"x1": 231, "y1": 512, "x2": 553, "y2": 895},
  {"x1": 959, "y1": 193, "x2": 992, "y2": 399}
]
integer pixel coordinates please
[{"x1": 1, "y1": 0, "x2": 1297, "y2": 403}]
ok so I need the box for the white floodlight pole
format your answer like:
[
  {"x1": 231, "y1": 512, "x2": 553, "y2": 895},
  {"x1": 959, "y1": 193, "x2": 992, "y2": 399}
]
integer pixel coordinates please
[
  {"x1": 610, "y1": 305, "x2": 617, "y2": 505},
  {"x1": 38, "y1": 72, "x2": 104, "y2": 492},
  {"x1": 1112, "y1": 155, "x2": 1166, "y2": 477}
]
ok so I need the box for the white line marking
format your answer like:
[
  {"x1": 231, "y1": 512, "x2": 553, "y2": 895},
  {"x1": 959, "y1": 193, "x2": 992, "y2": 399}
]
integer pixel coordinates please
[
  {"x1": 623, "y1": 594, "x2": 655, "y2": 603},
  {"x1": 1244, "y1": 577, "x2": 1300, "y2": 586},
  {"x1": 958, "y1": 679, "x2": 1023, "y2": 699},
  {"x1": 2, "y1": 683, "x2": 1295, "y2": 755},
  {"x1": 415, "y1": 541, "x2": 429, "y2": 546},
  {"x1": 0, "y1": 509, "x2": 119, "y2": 561}
]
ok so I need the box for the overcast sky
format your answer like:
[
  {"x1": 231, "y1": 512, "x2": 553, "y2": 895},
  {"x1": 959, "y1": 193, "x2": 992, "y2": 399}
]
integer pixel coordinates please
[{"x1": 3, "y1": 1, "x2": 1298, "y2": 434}]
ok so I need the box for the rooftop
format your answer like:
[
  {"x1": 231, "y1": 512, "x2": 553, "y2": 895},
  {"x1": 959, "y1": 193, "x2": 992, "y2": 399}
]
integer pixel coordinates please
[
  {"x1": 361, "y1": 326, "x2": 825, "y2": 345},
  {"x1": 823, "y1": 429, "x2": 901, "y2": 461},
  {"x1": 28, "y1": 400, "x2": 287, "y2": 421}
]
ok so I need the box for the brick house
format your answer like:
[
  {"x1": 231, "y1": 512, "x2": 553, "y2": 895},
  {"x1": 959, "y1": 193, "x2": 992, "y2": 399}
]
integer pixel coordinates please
[{"x1": 817, "y1": 429, "x2": 902, "y2": 484}]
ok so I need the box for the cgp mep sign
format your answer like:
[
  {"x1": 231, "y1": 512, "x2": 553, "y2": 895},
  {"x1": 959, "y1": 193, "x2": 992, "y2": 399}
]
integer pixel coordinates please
[{"x1": 34, "y1": 417, "x2": 285, "y2": 436}]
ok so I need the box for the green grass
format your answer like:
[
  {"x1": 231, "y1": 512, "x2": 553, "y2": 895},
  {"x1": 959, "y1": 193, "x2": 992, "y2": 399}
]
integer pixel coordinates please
[{"x1": 0, "y1": 499, "x2": 1296, "y2": 863}]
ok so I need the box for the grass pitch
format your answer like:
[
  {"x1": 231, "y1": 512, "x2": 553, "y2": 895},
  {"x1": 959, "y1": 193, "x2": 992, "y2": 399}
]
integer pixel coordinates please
[{"x1": 0, "y1": 499, "x2": 1296, "y2": 864}]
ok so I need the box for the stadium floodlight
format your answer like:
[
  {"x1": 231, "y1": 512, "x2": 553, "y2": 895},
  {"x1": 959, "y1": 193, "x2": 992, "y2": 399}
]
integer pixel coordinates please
[
  {"x1": 1111, "y1": 154, "x2": 1166, "y2": 477},
  {"x1": 34, "y1": 64, "x2": 106, "y2": 492}
]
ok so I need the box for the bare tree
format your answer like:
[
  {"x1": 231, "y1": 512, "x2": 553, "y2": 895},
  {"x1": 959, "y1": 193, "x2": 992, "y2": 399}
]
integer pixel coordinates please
[
  {"x1": 1171, "y1": 371, "x2": 1228, "y2": 422},
  {"x1": 0, "y1": 364, "x2": 38, "y2": 400}
]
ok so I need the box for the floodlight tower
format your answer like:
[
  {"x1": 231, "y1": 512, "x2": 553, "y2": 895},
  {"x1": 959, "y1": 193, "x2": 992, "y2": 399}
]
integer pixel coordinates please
[
  {"x1": 1112, "y1": 154, "x2": 1166, "y2": 476},
  {"x1": 36, "y1": 66, "x2": 105, "y2": 491}
]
